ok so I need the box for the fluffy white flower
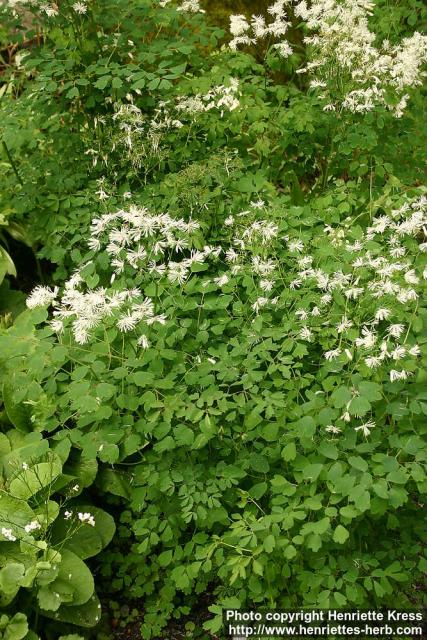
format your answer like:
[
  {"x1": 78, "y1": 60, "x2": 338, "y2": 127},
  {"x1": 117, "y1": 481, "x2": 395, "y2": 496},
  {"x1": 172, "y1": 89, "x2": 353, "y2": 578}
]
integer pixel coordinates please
[
  {"x1": 325, "y1": 425, "x2": 341, "y2": 434},
  {"x1": 260, "y1": 279, "x2": 274, "y2": 292},
  {"x1": 365, "y1": 355, "x2": 383, "y2": 369},
  {"x1": 345, "y1": 286, "x2": 364, "y2": 300},
  {"x1": 27, "y1": 286, "x2": 58, "y2": 309},
  {"x1": 72, "y1": 1, "x2": 87, "y2": 13},
  {"x1": 354, "y1": 420, "x2": 375, "y2": 437},
  {"x1": 299, "y1": 326, "x2": 312, "y2": 341},
  {"x1": 41, "y1": 4, "x2": 59, "y2": 17},
  {"x1": 252, "y1": 297, "x2": 269, "y2": 312},
  {"x1": 374, "y1": 308, "x2": 391, "y2": 322},
  {"x1": 387, "y1": 324, "x2": 405, "y2": 338},
  {"x1": 391, "y1": 346, "x2": 406, "y2": 361},
  {"x1": 355, "y1": 327, "x2": 377, "y2": 349},
  {"x1": 408, "y1": 344, "x2": 420, "y2": 357},
  {"x1": 138, "y1": 334, "x2": 150, "y2": 349},
  {"x1": 295, "y1": 309, "x2": 308, "y2": 321},
  {"x1": 324, "y1": 348, "x2": 341, "y2": 361},
  {"x1": 214, "y1": 274, "x2": 230, "y2": 287},
  {"x1": 177, "y1": 0, "x2": 204, "y2": 12},
  {"x1": 404, "y1": 269, "x2": 419, "y2": 285},
  {"x1": 168, "y1": 263, "x2": 189, "y2": 285},
  {"x1": 49, "y1": 319, "x2": 64, "y2": 334},
  {"x1": 288, "y1": 239, "x2": 304, "y2": 253},
  {"x1": 225, "y1": 248, "x2": 239, "y2": 263},
  {"x1": 274, "y1": 41, "x2": 293, "y2": 57},
  {"x1": 390, "y1": 369, "x2": 410, "y2": 382},
  {"x1": 336, "y1": 316, "x2": 353, "y2": 334},
  {"x1": 230, "y1": 14, "x2": 250, "y2": 37},
  {"x1": 320, "y1": 293, "x2": 332, "y2": 306}
]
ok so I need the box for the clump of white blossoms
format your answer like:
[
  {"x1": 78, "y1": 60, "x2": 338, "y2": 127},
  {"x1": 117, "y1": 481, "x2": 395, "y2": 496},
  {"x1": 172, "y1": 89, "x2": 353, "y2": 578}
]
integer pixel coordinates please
[
  {"x1": 72, "y1": 1, "x2": 87, "y2": 14},
  {"x1": 90, "y1": 79, "x2": 240, "y2": 170},
  {"x1": 6, "y1": 0, "x2": 89, "y2": 15},
  {"x1": 285, "y1": 194, "x2": 427, "y2": 383},
  {"x1": 230, "y1": 1, "x2": 293, "y2": 57},
  {"x1": 5, "y1": 0, "x2": 60, "y2": 17},
  {"x1": 27, "y1": 206, "x2": 209, "y2": 344},
  {"x1": 78, "y1": 512, "x2": 96, "y2": 527},
  {"x1": 158, "y1": 0, "x2": 204, "y2": 12},
  {"x1": 229, "y1": 0, "x2": 427, "y2": 116},
  {"x1": 175, "y1": 78, "x2": 241, "y2": 115},
  {"x1": 215, "y1": 193, "x2": 426, "y2": 436},
  {"x1": 27, "y1": 285, "x2": 59, "y2": 309}
]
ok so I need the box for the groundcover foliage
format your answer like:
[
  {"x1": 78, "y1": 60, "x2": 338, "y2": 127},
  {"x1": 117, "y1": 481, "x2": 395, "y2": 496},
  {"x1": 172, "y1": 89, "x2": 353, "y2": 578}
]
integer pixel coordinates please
[{"x1": 0, "y1": 0, "x2": 426, "y2": 638}]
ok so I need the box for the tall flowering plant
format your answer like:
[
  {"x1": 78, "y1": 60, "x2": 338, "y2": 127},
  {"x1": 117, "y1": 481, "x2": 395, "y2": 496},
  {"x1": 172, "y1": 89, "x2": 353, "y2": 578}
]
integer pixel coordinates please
[
  {"x1": 0, "y1": 0, "x2": 426, "y2": 636},
  {"x1": 26, "y1": 191, "x2": 427, "y2": 439},
  {"x1": 228, "y1": 0, "x2": 427, "y2": 117}
]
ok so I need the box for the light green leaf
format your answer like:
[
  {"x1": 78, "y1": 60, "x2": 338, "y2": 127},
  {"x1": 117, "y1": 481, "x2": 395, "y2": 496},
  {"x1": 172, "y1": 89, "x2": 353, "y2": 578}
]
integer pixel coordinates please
[
  {"x1": 282, "y1": 442, "x2": 296, "y2": 462},
  {"x1": 333, "y1": 525, "x2": 350, "y2": 544},
  {"x1": 9, "y1": 459, "x2": 62, "y2": 499}
]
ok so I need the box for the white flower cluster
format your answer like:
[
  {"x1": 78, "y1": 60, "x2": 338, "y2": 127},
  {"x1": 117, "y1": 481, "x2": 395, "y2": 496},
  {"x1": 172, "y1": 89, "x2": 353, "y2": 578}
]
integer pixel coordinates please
[
  {"x1": 40, "y1": 4, "x2": 58, "y2": 17},
  {"x1": 27, "y1": 285, "x2": 59, "y2": 309},
  {"x1": 158, "y1": 0, "x2": 204, "y2": 12},
  {"x1": 27, "y1": 206, "x2": 213, "y2": 343},
  {"x1": 230, "y1": 2, "x2": 292, "y2": 57},
  {"x1": 88, "y1": 206, "x2": 202, "y2": 276},
  {"x1": 198, "y1": 194, "x2": 426, "y2": 440},
  {"x1": 6, "y1": 0, "x2": 88, "y2": 16},
  {"x1": 112, "y1": 80, "x2": 240, "y2": 145},
  {"x1": 229, "y1": 0, "x2": 427, "y2": 116},
  {"x1": 175, "y1": 78, "x2": 240, "y2": 115},
  {"x1": 223, "y1": 202, "x2": 281, "y2": 312},
  {"x1": 93, "y1": 80, "x2": 240, "y2": 170},
  {"x1": 78, "y1": 512, "x2": 96, "y2": 526},
  {"x1": 289, "y1": 195, "x2": 427, "y2": 382},
  {"x1": 72, "y1": 1, "x2": 87, "y2": 14},
  {"x1": 27, "y1": 283, "x2": 166, "y2": 344},
  {"x1": 111, "y1": 103, "x2": 181, "y2": 160}
]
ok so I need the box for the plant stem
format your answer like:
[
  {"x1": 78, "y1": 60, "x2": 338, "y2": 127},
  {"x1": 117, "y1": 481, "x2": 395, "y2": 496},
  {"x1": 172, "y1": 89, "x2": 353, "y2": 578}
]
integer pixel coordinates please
[{"x1": 2, "y1": 140, "x2": 24, "y2": 185}]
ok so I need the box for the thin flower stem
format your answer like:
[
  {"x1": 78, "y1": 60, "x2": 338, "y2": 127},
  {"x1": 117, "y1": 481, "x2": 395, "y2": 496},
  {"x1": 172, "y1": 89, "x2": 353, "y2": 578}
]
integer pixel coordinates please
[{"x1": 2, "y1": 141, "x2": 24, "y2": 185}]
